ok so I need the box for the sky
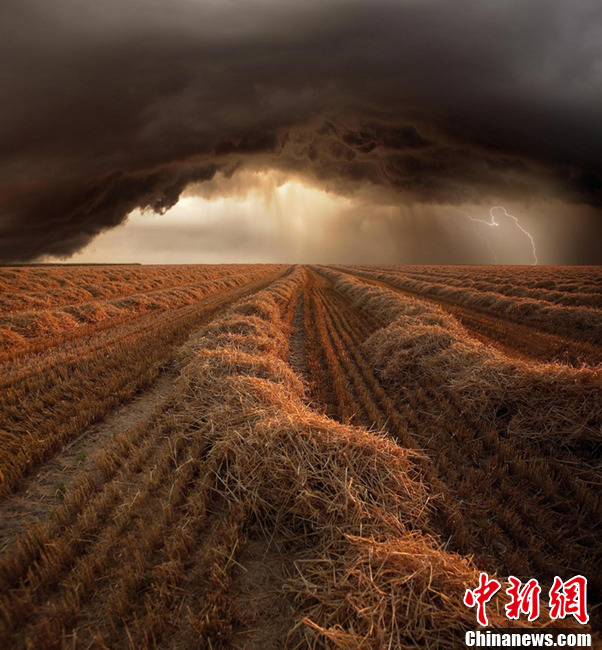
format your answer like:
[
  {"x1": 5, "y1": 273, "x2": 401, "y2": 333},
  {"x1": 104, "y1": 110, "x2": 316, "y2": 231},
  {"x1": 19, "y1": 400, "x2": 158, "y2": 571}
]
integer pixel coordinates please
[{"x1": 1, "y1": 0, "x2": 602, "y2": 264}]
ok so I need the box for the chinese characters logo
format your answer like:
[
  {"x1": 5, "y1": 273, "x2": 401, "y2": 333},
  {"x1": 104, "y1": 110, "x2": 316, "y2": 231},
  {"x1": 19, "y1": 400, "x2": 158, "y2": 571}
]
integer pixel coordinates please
[{"x1": 463, "y1": 573, "x2": 589, "y2": 626}]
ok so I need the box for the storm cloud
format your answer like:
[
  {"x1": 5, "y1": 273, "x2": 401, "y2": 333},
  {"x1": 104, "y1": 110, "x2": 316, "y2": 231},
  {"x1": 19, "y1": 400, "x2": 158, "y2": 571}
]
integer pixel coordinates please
[{"x1": 1, "y1": 0, "x2": 601, "y2": 261}]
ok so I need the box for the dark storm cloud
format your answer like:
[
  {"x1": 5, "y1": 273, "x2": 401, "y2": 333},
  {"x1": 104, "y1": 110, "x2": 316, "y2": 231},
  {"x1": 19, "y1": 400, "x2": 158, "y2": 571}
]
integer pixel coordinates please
[{"x1": 1, "y1": 0, "x2": 601, "y2": 261}]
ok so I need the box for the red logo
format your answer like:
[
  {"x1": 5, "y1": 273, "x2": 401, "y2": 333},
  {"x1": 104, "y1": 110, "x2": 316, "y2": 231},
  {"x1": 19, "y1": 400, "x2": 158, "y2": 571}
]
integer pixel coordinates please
[
  {"x1": 464, "y1": 573, "x2": 589, "y2": 625},
  {"x1": 464, "y1": 573, "x2": 502, "y2": 626},
  {"x1": 549, "y1": 575, "x2": 589, "y2": 625},
  {"x1": 505, "y1": 576, "x2": 541, "y2": 621}
]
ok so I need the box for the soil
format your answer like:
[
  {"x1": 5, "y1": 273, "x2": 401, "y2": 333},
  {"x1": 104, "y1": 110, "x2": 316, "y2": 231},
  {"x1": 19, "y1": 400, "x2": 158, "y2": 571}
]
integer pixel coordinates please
[
  {"x1": 287, "y1": 290, "x2": 310, "y2": 381},
  {"x1": 230, "y1": 537, "x2": 298, "y2": 650}
]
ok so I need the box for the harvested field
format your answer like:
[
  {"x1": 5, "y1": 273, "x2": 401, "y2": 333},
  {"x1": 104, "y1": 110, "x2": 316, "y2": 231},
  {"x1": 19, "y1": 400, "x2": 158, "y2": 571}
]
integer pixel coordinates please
[
  {"x1": 337, "y1": 265, "x2": 602, "y2": 360},
  {"x1": 0, "y1": 264, "x2": 599, "y2": 648}
]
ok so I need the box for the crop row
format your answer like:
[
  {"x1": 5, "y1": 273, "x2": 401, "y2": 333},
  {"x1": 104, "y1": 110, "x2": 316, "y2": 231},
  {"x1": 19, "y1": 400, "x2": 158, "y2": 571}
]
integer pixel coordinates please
[
  {"x1": 0, "y1": 266, "x2": 284, "y2": 356},
  {"x1": 2, "y1": 266, "x2": 571, "y2": 648},
  {"x1": 0, "y1": 263, "x2": 251, "y2": 298},
  {"x1": 0, "y1": 268, "x2": 283, "y2": 496},
  {"x1": 314, "y1": 266, "x2": 601, "y2": 604},
  {"x1": 338, "y1": 265, "x2": 602, "y2": 345},
  {"x1": 363, "y1": 264, "x2": 602, "y2": 300}
]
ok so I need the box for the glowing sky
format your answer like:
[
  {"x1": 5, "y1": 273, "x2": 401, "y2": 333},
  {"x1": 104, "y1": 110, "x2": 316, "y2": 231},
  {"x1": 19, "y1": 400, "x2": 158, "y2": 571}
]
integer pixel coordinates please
[
  {"x1": 42, "y1": 170, "x2": 592, "y2": 266},
  {"x1": 3, "y1": 0, "x2": 602, "y2": 264}
]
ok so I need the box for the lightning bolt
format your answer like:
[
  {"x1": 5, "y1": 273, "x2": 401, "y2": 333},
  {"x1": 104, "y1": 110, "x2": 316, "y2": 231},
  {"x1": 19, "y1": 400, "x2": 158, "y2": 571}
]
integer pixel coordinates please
[
  {"x1": 452, "y1": 206, "x2": 538, "y2": 265},
  {"x1": 491, "y1": 206, "x2": 538, "y2": 265}
]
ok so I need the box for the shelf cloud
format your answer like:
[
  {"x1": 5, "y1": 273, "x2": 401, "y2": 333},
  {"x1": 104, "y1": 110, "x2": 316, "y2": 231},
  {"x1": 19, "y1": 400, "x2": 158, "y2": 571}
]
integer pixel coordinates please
[{"x1": 2, "y1": 0, "x2": 601, "y2": 261}]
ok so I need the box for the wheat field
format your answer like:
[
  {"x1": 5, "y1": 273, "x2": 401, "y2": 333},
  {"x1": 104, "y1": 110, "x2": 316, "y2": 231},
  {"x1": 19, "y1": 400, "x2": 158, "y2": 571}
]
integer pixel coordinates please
[{"x1": 0, "y1": 264, "x2": 600, "y2": 648}]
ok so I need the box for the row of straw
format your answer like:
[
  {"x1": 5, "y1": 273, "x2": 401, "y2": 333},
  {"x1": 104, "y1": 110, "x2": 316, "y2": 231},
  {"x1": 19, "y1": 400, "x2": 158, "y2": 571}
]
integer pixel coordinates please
[
  {"x1": 339, "y1": 265, "x2": 602, "y2": 345},
  {"x1": 170, "y1": 266, "x2": 580, "y2": 646},
  {"x1": 320, "y1": 267, "x2": 602, "y2": 447}
]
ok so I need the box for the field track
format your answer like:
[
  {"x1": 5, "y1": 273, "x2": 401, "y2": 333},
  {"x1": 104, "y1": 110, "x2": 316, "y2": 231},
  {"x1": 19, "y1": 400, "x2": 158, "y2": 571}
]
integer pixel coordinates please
[
  {"x1": 0, "y1": 370, "x2": 177, "y2": 552},
  {"x1": 0, "y1": 264, "x2": 600, "y2": 648}
]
